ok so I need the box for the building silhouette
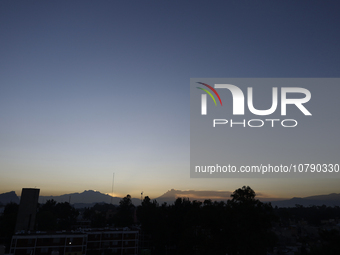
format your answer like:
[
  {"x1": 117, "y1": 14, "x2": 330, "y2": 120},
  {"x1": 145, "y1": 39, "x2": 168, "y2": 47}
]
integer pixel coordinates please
[
  {"x1": 15, "y1": 188, "x2": 40, "y2": 232},
  {"x1": 10, "y1": 229, "x2": 139, "y2": 255}
]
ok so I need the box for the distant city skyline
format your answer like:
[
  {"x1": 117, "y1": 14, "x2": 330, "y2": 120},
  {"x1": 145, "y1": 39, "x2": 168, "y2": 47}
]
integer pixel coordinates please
[{"x1": 1, "y1": 1, "x2": 340, "y2": 199}]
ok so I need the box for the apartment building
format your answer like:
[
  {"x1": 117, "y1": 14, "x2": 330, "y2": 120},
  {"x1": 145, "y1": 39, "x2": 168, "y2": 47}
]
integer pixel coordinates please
[{"x1": 10, "y1": 229, "x2": 139, "y2": 255}]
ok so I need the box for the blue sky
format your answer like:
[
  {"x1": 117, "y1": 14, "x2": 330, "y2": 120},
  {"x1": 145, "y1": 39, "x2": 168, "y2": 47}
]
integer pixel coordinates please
[{"x1": 1, "y1": 1, "x2": 340, "y2": 199}]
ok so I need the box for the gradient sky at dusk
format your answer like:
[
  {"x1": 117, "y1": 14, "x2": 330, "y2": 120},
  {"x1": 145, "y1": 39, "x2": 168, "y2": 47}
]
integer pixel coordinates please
[{"x1": 1, "y1": 1, "x2": 340, "y2": 199}]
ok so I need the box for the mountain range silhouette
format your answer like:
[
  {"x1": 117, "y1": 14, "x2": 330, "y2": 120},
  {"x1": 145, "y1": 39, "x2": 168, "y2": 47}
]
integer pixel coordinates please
[{"x1": 1, "y1": 189, "x2": 340, "y2": 208}]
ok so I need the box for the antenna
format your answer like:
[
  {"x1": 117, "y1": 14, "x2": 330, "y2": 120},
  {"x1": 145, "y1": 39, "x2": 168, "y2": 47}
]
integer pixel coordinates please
[
  {"x1": 111, "y1": 173, "x2": 115, "y2": 204},
  {"x1": 141, "y1": 191, "x2": 143, "y2": 204}
]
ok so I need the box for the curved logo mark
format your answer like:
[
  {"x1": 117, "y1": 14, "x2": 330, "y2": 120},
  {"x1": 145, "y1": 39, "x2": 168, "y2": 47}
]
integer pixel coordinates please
[
  {"x1": 196, "y1": 82, "x2": 222, "y2": 106},
  {"x1": 196, "y1": 82, "x2": 222, "y2": 115}
]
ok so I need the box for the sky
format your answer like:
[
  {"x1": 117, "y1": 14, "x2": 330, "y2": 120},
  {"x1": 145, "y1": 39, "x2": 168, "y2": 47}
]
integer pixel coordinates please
[{"x1": 1, "y1": 0, "x2": 340, "y2": 200}]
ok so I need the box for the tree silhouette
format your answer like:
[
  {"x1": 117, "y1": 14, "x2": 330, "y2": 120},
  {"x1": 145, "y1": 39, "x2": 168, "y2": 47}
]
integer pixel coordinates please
[
  {"x1": 227, "y1": 186, "x2": 277, "y2": 255},
  {"x1": 231, "y1": 185, "x2": 256, "y2": 202},
  {"x1": 115, "y1": 194, "x2": 135, "y2": 227},
  {"x1": 36, "y1": 200, "x2": 78, "y2": 230},
  {"x1": 0, "y1": 202, "x2": 19, "y2": 253},
  {"x1": 136, "y1": 187, "x2": 277, "y2": 255}
]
